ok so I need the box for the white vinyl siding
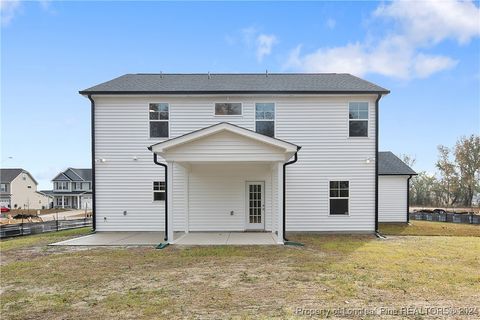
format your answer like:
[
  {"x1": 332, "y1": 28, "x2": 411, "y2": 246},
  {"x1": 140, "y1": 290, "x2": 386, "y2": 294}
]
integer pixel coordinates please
[
  {"x1": 93, "y1": 95, "x2": 376, "y2": 232},
  {"x1": 379, "y1": 175, "x2": 408, "y2": 223},
  {"x1": 276, "y1": 96, "x2": 376, "y2": 232},
  {"x1": 188, "y1": 163, "x2": 272, "y2": 231}
]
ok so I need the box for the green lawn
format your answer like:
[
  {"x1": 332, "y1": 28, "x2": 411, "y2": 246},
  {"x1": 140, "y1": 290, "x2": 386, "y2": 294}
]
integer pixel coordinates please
[{"x1": 1, "y1": 224, "x2": 479, "y2": 319}]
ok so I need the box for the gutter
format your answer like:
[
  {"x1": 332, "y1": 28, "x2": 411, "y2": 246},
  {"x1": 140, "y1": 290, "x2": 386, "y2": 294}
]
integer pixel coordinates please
[
  {"x1": 374, "y1": 93, "x2": 384, "y2": 239},
  {"x1": 283, "y1": 146, "x2": 302, "y2": 243},
  {"x1": 87, "y1": 95, "x2": 96, "y2": 231},
  {"x1": 407, "y1": 175, "x2": 414, "y2": 223},
  {"x1": 151, "y1": 152, "x2": 168, "y2": 242}
]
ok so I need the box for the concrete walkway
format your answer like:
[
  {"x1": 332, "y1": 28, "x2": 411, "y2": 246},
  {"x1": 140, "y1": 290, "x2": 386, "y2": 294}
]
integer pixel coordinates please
[
  {"x1": 51, "y1": 232, "x2": 164, "y2": 246},
  {"x1": 51, "y1": 231, "x2": 278, "y2": 246}
]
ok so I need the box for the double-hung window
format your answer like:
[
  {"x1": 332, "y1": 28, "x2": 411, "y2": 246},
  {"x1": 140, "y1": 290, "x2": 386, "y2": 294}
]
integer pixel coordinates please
[
  {"x1": 215, "y1": 103, "x2": 242, "y2": 116},
  {"x1": 255, "y1": 103, "x2": 275, "y2": 137},
  {"x1": 329, "y1": 181, "x2": 349, "y2": 215},
  {"x1": 153, "y1": 181, "x2": 166, "y2": 201},
  {"x1": 55, "y1": 182, "x2": 68, "y2": 190},
  {"x1": 0, "y1": 184, "x2": 6, "y2": 192},
  {"x1": 349, "y1": 102, "x2": 368, "y2": 137},
  {"x1": 149, "y1": 103, "x2": 169, "y2": 138}
]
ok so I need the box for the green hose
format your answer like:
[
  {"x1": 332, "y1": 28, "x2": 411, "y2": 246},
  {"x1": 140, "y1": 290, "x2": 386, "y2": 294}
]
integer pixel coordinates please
[
  {"x1": 284, "y1": 241, "x2": 304, "y2": 246},
  {"x1": 156, "y1": 242, "x2": 169, "y2": 249}
]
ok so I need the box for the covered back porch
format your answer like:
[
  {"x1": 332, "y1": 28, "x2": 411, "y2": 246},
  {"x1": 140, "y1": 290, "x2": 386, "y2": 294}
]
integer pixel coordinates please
[{"x1": 149, "y1": 122, "x2": 300, "y2": 245}]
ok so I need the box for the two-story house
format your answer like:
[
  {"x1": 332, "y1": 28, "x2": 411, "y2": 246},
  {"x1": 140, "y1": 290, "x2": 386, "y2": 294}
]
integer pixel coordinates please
[
  {"x1": 80, "y1": 73, "x2": 415, "y2": 244},
  {"x1": 50, "y1": 168, "x2": 92, "y2": 209},
  {"x1": 0, "y1": 168, "x2": 52, "y2": 209}
]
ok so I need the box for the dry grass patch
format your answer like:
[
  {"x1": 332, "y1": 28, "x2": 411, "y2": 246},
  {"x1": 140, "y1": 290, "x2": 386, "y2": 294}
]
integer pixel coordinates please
[
  {"x1": 380, "y1": 220, "x2": 480, "y2": 236},
  {"x1": 1, "y1": 231, "x2": 479, "y2": 319}
]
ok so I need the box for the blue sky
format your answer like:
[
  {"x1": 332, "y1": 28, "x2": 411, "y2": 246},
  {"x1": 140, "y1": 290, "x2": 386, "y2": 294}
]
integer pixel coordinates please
[{"x1": 1, "y1": 1, "x2": 479, "y2": 189}]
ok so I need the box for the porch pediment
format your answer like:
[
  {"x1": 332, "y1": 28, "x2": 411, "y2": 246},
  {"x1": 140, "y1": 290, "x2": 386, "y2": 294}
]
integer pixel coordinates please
[{"x1": 149, "y1": 122, "x2": 299, "y2": 162}]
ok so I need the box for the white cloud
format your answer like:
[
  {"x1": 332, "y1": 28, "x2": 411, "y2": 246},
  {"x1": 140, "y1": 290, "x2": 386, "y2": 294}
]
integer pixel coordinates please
[
  {"x1": 256, "y1": 34, "x2": 278, "y2": 61},
  {"x1": 240, "y1": 27, "x2": 278, "y2": 62},
  {"x1": 374, "y1": 0, "x2": 480, "y2": 45},
  {"x1": 285, "y1": 0, "x2": 479, "y2": 79},
  {"x1": 1, "y1": 0, "x2": 55, "y2": 26},
  {"x1": 413, "y1": 53, "x2": 458, "y2": 78},
  {"x1": 326, "y1": 18, "x2": 336, "y2": 29},
  {"x1": 0, "y1": 0, "x2": 21, "y2": 26}
]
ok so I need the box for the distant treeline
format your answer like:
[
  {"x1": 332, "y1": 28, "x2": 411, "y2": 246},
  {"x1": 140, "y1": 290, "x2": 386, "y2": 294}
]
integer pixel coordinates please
[{"x1": 401, "y1": 134, "x2": 480, "y2": 207}]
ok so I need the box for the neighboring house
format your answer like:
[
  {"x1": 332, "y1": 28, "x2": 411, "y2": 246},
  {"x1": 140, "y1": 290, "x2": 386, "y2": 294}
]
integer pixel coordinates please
[
  {"x1": 0, "y1": 168, "x2": 53, "y2": 209},
  {"x1": 80, "y1": 73, "x2": 415, "y2": 244},
  {"x1": 49, "y1": 168, "x2": 92, "y2": 209},
  {"x1": 378, "y1": 152, "x2": 417, "y2": 223}
]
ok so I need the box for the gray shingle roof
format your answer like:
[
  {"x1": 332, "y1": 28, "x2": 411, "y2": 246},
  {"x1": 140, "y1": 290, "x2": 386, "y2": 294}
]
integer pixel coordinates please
[
  {"x1": 378, "y1": 152, "x2": 417, "y2": 175},
  {"x1": 71, "y1": 168, "x2": 92, "y2": 181},
  {"x1": 0, "y1": 169, "x2": 38, "y2": 184},
  {"x1": 80, "y1": 73, "x2": 389, "y2": 94},
  {"x1": 52, "y1": 168, "x2": 92, "y2": 182},
  {"x1": 0, "y1": 169, "x2": 24, "y2": 183}
]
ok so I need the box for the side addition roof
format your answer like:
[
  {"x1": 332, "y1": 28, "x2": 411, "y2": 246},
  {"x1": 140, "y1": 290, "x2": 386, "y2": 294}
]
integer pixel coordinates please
[
  {"x1": 80, "y1": 73, "x2": 390, "y2": 95},
  {"x1": 378, "y1": 152, "x2": 417, "y2": 176}
]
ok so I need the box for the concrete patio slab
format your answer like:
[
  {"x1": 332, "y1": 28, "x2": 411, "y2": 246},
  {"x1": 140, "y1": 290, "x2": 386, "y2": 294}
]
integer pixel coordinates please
[
  {"x1": 174, "y1": 232, "x2": 278, "y2": 245},
  {"x1": 51, "y1": 231, "x2": 277, "y2": 246},
  {"x1": 50, "y1": 232, "x2": 164, "y2": 246},
  {"x1": 174, "y1": 232, "x2": 230, "y2": 245},
  {"x1": 227, "y1": 232, "x2": 277, "y2": 245}
]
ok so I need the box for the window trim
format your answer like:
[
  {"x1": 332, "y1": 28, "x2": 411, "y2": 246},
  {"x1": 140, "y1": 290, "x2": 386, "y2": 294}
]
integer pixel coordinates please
[
  {"x1": 328, "y1": 179, "x2": 350, "y2": 216},
  {"x1": 213, "y1": 102, "x2": 243, "y2": 117},
  {"x1": 348, "y1": 101, "x2": 369, "y2": 138},
  {"x1": 254, "y1": 102, "x2": 276, "y2": 137},
  {"x1": 152, "y1": 180, "x2": 166, "y2": 202},
  {"x1": 149, "y1": 103, "x2": 170, "y2": 139}
]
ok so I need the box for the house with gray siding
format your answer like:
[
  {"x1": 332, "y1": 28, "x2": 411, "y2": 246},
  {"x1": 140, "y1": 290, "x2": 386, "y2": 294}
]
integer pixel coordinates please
[
  {"x1": 80, "y1": 73, "x2": 415, "y2": 244},
  {"x1": 50, "y1": 168, "x2": 92, "y2": 209}
]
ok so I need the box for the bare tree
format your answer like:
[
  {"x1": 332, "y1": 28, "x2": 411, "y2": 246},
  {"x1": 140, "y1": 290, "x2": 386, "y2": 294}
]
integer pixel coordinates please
[
  {"x1": 436, "y1": 145, "x2": 461, "y2": 206},
  {"x1": 454, "y1": 135, "x2": 480, "y2": 206}
]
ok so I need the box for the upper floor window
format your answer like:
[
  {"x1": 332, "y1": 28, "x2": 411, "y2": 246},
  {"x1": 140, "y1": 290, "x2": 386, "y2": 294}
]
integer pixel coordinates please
[
  {"x1": 55, "y1": 182, "x2": 68, "y2": 190},
  {"x1": 215, "y1": 103, "x2": 242, "y2": 116},
  {"x1": 153, "y1": 181, "x2": 166, "y2": 201},
  {"x1": 255, "y1": 103, "x2": 275, "y2": 137},
  {"x1": 349, "y1": 102, "x2": 368, "y2": 137},
  {"x1": 149, "y1": 103, "x2": 169, "y2": 138},
  {"x1": 0, "y1": 184, "x2": 6, "y2": 192},
  {"x1": 329, "y1": 181, "x2": 349, "y2": 215}
]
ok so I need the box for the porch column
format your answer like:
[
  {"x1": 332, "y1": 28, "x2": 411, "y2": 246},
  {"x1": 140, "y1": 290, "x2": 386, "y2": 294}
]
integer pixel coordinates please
[
  {"x1": 277, "y1": 162, "x2": 284, "y2": 244},
  {"x1": 62, "y1": 195, "x2": 65, "y2": 209},
  {"x1": 77, "y1": 196, "x2": 80, "y2": 209},
  {"x1": 167, "y1": 161, "x2": 174, "y2": 243}
]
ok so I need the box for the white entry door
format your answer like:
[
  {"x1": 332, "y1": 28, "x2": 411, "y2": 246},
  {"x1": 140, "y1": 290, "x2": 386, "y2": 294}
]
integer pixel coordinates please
[{"x1": 246, "y1": 181, "x2": 265, "y2": 230}]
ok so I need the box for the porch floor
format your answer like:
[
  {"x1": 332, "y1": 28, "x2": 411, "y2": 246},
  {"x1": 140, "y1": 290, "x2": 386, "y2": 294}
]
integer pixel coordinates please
[{"x1": 174, "y1": 232, "x2": 278, "y2": 245}]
